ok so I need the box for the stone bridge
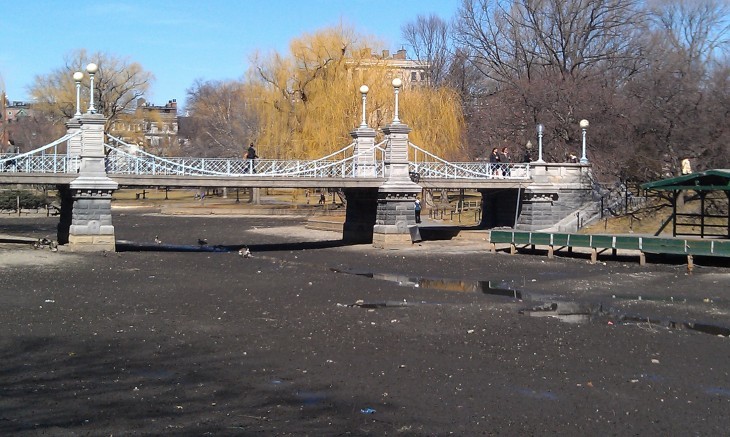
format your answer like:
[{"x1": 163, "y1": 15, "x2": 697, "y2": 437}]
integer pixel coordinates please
[{"x1": 0, "y1": 78, "x2": 594, "y2": 251}]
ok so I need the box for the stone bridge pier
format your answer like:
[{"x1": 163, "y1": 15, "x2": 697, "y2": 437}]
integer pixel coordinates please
[
  {"x1": 342, "y1": 117, "x2": 379, "y2": 243},
  {"x1": 341, "y1": 121, "x2": 421, "y2": 247},
  {"x1": 57, "y1": 112, "x2": 118, "y2": 252},
  {"x1": 343, "y1": 79, "x2": 422, "y2": 247},
  {"x1": 479, "y1": 163, "x2": 594, "y2": 230},
  {"x1": 371, "y1": 121, "x2": 421, "y2": 248}
]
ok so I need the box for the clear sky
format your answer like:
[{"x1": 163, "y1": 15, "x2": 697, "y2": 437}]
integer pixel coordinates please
[{"x1": 0, "y1": 0, "x2": 459, "y2": 110}]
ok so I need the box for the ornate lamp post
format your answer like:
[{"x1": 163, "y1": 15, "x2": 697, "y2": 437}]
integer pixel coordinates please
[
  {"x1": 392, "y1": 77, "x2": 402, "y2": 123},
  {"x1": 536, "y1": 123, "x2": 545, "y2": 163},
  {"x1": 86, "y1": 63, "x2": 98, "y2": 114},
  {"x1": 359, "y1": 85, "x2": 369, "y2": 127},
  {"x1": 73, "y1": 71, "x2": 83, "y2": 117},
  {"x1": 579, "y1": 119, "x2": 589, "y2": 164},
  {"x1": 525, "y1": 140, "x2": 533, "y2": 162}
]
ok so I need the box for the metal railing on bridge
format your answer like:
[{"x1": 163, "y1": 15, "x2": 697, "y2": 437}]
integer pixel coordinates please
[
  {"x1": 0, "y1": 132, "x2": 81, "y2": 174},
  {"x1": 407, "y1": 142, "x2": 530, "y2": 180},
  {"x1": 104, "y1": 135, "x2": 385, "y2": 178},
  {"x1": 0, "y1": 133, "x2": 531, "y2": 181}
]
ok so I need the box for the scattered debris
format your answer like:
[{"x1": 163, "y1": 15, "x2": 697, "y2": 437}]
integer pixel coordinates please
[
  {"x1": 360, "y1": 408, "x2": 376, "y2": 414},
  {"x1": 347, "y1": 300, "x2": 410, "y2": 309},
  {"x1": 154, "y1": 235, "x2": 162, "y2": 244},
  {"x1": 238, "y1": 247, "x2": 252, "y2": 258},
  {"x1": 32, "y1": 237, "x2": 59, "y2": 252}
]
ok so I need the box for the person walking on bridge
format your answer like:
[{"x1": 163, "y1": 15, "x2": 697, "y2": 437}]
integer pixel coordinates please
[{"x1": 246, "y1": 142, "x2": 258, "y2": 174}]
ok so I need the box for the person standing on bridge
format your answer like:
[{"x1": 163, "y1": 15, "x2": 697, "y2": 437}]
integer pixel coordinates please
[
  {"x1": 500, "y1": 147, "x2": 511, "y2": 176},
  {"x1": 489, "y1": 147, "x2": 501, "y2": 176},
  {"x1": 522, "y1": 148, "x2": 532, "y2": 163},
  {"x1": 246, "y1": 142, "x2": 258, "y2": 174}
]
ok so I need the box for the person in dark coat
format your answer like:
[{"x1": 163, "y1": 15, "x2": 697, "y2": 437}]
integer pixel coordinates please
[
  {"x1": 246, "y1": 142, "x2": 258, "y2": 173},
  {"x1": 489, "y1": 147, "x2": 501, "y2": 176},
  {"x1": 500, "y1": 147, "x2": 511, "y2": 176}
]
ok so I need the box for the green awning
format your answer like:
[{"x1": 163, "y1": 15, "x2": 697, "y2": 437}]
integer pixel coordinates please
[{"x1": 641, "y1": 169, "x2": 730, "y2": 191}]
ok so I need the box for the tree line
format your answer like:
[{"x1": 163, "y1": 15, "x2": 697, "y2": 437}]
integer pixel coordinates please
[
  {"x1": 420, "y1": 0, "x2": 729, "y2": 182},
  {"x1": 13, "y1": 0, "x2": 730, "y2": 184}
]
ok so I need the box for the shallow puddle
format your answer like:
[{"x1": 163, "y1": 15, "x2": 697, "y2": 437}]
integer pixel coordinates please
[
  {"x1": 330, "y1": 268, "x2": 522, "y2": 299},
  {"x1": 332, "y1": 268, "x2": 730, "y2": 337}
]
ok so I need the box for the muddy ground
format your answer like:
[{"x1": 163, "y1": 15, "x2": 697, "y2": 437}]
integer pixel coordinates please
[{"x1": 0, "y1": 211, "x2": 729, "y2": 436}]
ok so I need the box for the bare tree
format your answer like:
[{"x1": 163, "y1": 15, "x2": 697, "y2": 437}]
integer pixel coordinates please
[
  {"x1": 624, "y1": 0, "x2": 730, "y2": 177},
  {"x1": 401, "y1": 14, "x2": 452, "y2": 86},
  {"x1": 455, "y1": 0, "x2": 647, "y2": 84},
  {"x1": 30, "y1": 49, "x2": 154, "y2": 133},
  {"x1": 451, "y1": 0, "x2": 650, "y2": 177},
  {"x1": 649, "y1": 0, "x2": 730, "y2": 74},
  {"x1": 183, "y1": 79, "x2": 259, "y2": 158},
  {"x1": 6, "y1": 114, "x2": 64, "y2": 154}
]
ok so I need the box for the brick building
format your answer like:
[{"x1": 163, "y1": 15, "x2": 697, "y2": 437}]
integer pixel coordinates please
[
  {"x1": 1, "y1": 95, "x2": 33, "y2": 152},
  {"x1": 111, "y1": 98, "x2": 179, "y2": 154},
  {"x1": 351, "y1": 48, "x2": 430, "y2": 89}
]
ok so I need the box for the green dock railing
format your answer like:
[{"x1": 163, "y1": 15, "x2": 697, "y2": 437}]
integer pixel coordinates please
[{"x1": 490, "y1": 230, "x2": 730, "y2": 266}]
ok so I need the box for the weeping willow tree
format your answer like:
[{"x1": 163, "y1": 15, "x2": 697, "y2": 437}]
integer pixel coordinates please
[
  {"x1": 249, "y1": 25, "x2": 464, "y2": 159},
  {"x1": 400, "y1": 85, "x2": 465, "y2": 160}
]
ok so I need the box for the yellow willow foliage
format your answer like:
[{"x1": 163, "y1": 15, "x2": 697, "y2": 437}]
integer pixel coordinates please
[
  {"x1": 250, "y1": 25, "x2": 463, "y2": 160},
  {"x1": 400, "y1": 86, "x2": 465, "y2": 160}
]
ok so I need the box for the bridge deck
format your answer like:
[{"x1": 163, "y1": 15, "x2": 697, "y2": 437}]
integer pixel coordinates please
[{"x1": 0, "y1": 173, "x2": 533, "y2": 189}]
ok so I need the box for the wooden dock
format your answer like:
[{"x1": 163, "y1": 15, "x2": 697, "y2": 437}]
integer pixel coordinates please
[{"x1": 490, "y1": 230, "x2": 730, "y2": 267}]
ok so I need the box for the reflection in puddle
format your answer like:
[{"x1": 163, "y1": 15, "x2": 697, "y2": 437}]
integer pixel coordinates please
[
  {"x1": 296, "y1": 391, "x2": 327, "y2": 406},
  {"x1": 333, "y1": 269, "x2": 730, "y2": 337},
  {"x1": 131, "y1": 368, "x2": 176, "y2": 379},
  {"x1": 515, "y1": 388, "x2": 559, "y2": 401},
  {"x1": 704, "y1": 387, "x2": 730, "y2": 397},
  {"x1": 684, "y1": 322, "x2": 730, "y2": 336},
  {"x1": 330, "y1": 268, "x2": 522, "y2": 299},
  {"x1": 521, "y1": 302, "x2": 595, "y2": 324},
  {"x1": 529, "y1": 313, "x2": 591, "y2": 324}
]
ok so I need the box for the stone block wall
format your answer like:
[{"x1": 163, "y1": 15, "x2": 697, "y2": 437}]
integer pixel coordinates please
[
  {"x1": 375, "y1": 192, "x2": 417, "y2": 226},
  {"x1": 372, "y1": 192, "x2": 420, "y2": 248},
  {"x1": 516, "y1": 188, "x2": 594, "y2": 231},
  {"x1": 67, "y1": 188, "x2": 116, "y2": 251}
]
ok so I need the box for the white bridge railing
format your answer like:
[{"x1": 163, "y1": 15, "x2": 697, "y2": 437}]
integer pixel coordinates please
[
  {"x1": 104, "y1": 135, "x2": 382, "y2": 178},
  {"x1": 408, "y1": 142, "x2": 530, "y2": 180},
  {"x1": 0, "y1": 134, "x2": 531, "y2": 181},
  {"x1": 0, "y1": 132, "x2": 81, "y2": 174}
]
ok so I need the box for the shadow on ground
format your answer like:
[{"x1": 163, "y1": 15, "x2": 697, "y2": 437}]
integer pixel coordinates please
[{"x1": 0, "y1": 335, "x2": 385, "y2": 435}]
